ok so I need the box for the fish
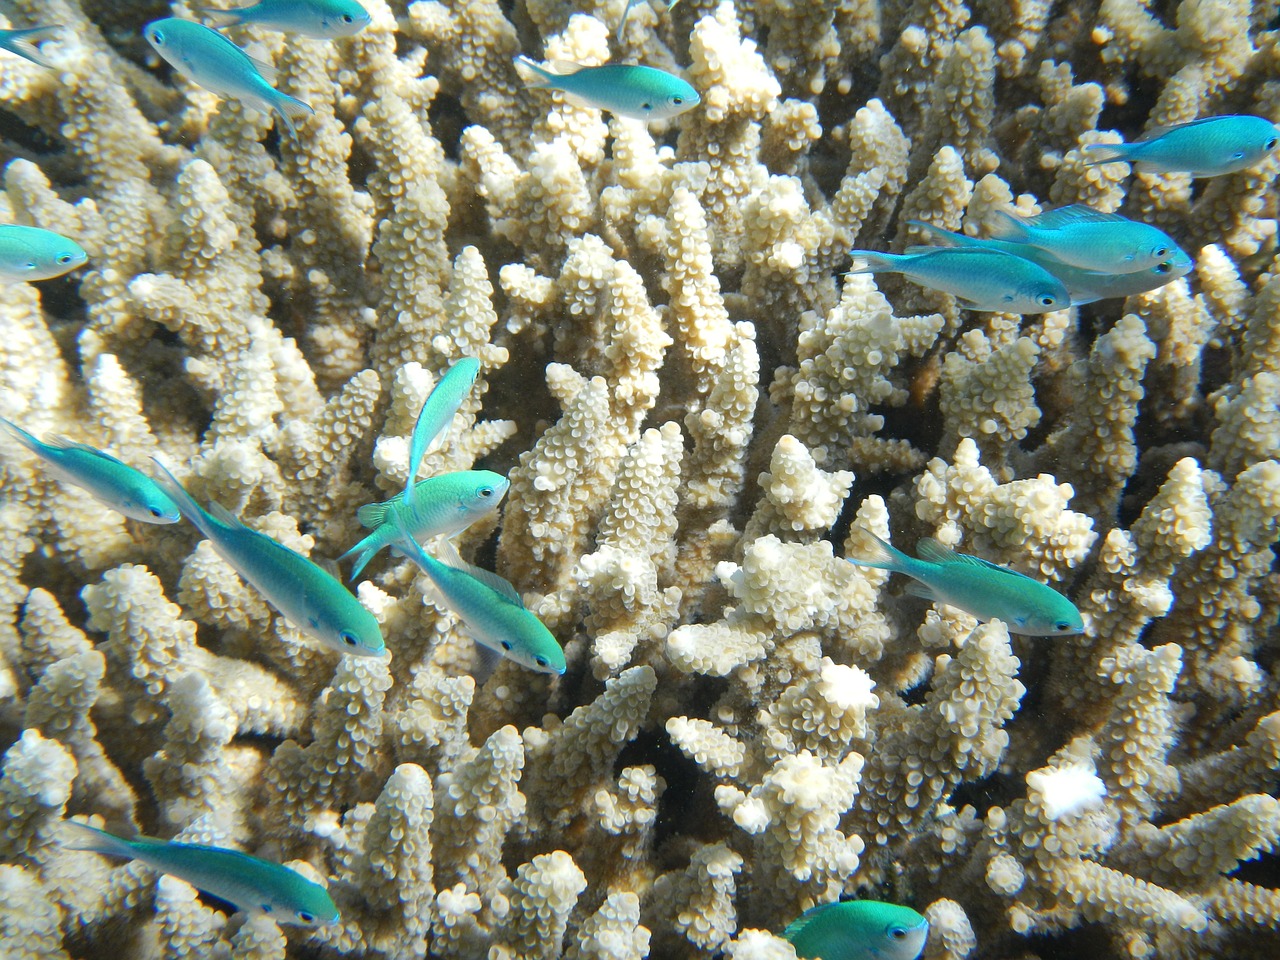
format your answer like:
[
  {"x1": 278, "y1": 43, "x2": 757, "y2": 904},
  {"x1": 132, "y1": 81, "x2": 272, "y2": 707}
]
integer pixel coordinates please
[
  {"x1": 0, "y1": 25, "x2": 64, "y2": 69},
  {"x1": 514, "y1": 56, "x2": 699, "y2": 122},
  {"x1": 904, "y1": 220, "x2": 1192, "y2": 305},
  {"x1": 339, "y1": 469, "x2": 509, "y2": 579},
  {"x1": 782, "y1": 899, "x2": 929, "y2": 960},
  {"x1": 985, "y1": 204, "x2": 1184, "y2": 275},
  {"x1": 143, "y1": 18, "x2": 314, "y2": 135},
  {"x1": 616, "y1": 0, "x2": 680, "y2": 39},
  {"x1": 405, "y1": 358, "x2": 481, "y2": 501},
  {"x1": 845, "y1": 247, "x2": 1070, "y2": 313},
  {"x1": 1083, "y1": 115, "x2": 1280, "y2": 177},
  {"x1": 194, "y1": 0, "x2": 372, "y2": 39},
  {"x1": 0, "y1": 417, "x2": 180, "y2": 523},
  {"x1": 0, "y1": 224, "x2": 87, "y2": 282},
  {"x1": 395, "y1": 518, "x2": 566, "y2": 675},
  {"x1": 61, "y1": 820, "x2": 339, "y2": 926},
  {"x1": 846, "y1": 531, "x2": 1083, "y2": 636},
  {"x1": 150, "y1": 459, "x2": 387, "y2": 657}
]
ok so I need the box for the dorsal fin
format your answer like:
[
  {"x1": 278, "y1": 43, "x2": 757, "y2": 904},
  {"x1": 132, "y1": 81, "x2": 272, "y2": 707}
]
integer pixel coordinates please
[
  {"x1": 548, "y1": 59, "x2": 588, "y2": 76},
  {"x1": 206, "y1": 501, "x2": 248, "y2": 531},
  {"x1": 1026, "y1": 204, "x2": 1128, "y2": 228},
  {"x1": 436, "y1": 540, "x2": 524, "y2": 606},
  {"x1": 917, "y1": 538, "x2": 1014, "y2": 574},
  {"x1": 357, "y1": 499, "x2": 392, "y2": 529},
  {"x1": 45, "y1": 435, "x2": 116, "y2": 459}
]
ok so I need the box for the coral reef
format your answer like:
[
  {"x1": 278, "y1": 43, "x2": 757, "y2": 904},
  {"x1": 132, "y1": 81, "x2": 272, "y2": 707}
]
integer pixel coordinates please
[{"x1": 1, "y1": 0, "x2": 1279, "y2": 958}]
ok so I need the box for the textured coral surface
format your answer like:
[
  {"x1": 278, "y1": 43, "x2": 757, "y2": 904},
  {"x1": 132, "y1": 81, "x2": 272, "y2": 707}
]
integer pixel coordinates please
[{"x1": 1, "y1": 0, "x2": 1279, "y2": 958}]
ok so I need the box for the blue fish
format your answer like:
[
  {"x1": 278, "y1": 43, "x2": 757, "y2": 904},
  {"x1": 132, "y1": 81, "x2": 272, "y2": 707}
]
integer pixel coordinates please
[
  {"x1": 405, "y1": 358, "x2": 480, "y2": 501},
  {"x1": 195, "y1": 0, "x2": 372, "y2": 39},
  {"x1": 985, "y1": 204, "x2": 1184, "y2": 275},
  {"x1": 143, "y1": 18, "x2": 313, "y2": 135},
  {"x1": 0, "y1": 224, "x2": 87, "y2": 282},
  {"x1": 783, "y1": 900, "x2": 929, "y2": 960},
  {"x1": 0, "y1": 417, "x2": 180, "y2": 523},
  {"x1": 0, "y1": 25, "x2": 63, "y2": 69},
  {"x1": 847, "y1": 247, "x2": 1069, "y2": 313},
  {"x1": 616, "y1": 0, "x2": 680, "y2": 39},
  {"x1": 1084, "y1": 115, "x2": 1280, "y2": 177},
  {"x1": 515, "y1": 56, "x2": 699, "y2": 122}
]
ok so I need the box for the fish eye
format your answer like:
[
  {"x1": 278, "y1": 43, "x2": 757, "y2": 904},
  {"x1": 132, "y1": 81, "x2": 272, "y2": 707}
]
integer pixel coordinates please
[
  {"x1": 535, "y1": 656, "x2": 549, "y2": 668},
  {"x1": 1267, "y1": 138, "x2": 1278, "y2": 150},
  {"x1": 478, "y1": 486, "x2": 494, "y2": 498},
  {"x1": 150, "y1": 29, "x2": 164, "y2": 45},
  {"x1": 339, "y1": 631, "x2": 359, "y2": 647},
  {"x1": 56, "y1": 253, "x2": 74, "y2": 264},
  {"x1": 148, "y1": 506, "x2": 165, "y2": 518},
  {"x1": 1039, "y1": 295, "x2": 1057, "y2": 306},
  {"x1": 260, "y1": 903, "x2": 273, "y2": 914},
  {"x1": 1155, "y1": 262, "x2": 1171, "y2": 274},
  {"x1": 1054, "y1": 620, "x2": 1073, "y2": 632},
  {"x1": 888, "y1": 926, "x2": 909, "y2": 940},
  {"x1": 297, "y1": 911, "x2": 316, "y2": 924},
  {"x1": 500, "y1": 640, "x2": 513, "y2": 651},
  {"x1": 342, "y1": 14, "x2": 354, "y2": 22},
  {"x1": 1155, "y1": 247, "x2": 1170, "y2": 258},
  {"x1": 671, "y1": 96, "x2": 684, "y2": 105}
]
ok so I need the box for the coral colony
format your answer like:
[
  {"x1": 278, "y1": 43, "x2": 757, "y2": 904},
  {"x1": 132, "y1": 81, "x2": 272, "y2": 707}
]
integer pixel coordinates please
[{"x1": 1, "y1": 1, "x2": 1279, "y2": 959}]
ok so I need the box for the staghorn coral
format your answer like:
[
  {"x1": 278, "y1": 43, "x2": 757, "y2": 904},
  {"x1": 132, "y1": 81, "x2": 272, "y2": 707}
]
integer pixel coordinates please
[{"x1": 1, "y1": 0, "x2": 1279, "y2": 959}]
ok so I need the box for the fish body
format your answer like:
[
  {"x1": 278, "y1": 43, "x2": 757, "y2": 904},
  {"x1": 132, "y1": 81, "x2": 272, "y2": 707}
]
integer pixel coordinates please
[
  {"x1": 0, "y1": 224, "x2": 87, "y2": 282},
  {"x1": 616, "y1": 0, "x2": 680, "y2": 39},
  {"x1": 515, "y1": 56, "x2": 699, "y2": 121},
  {"x1": 62, "y1": 821, "x2": 339, "y2": 926},
  {"x1": 904, "y1": 221, "x2": 1192, "y2": 305},
  {"x1": 396, "y1": 523, "x2": 566, "y2": 675},
  {"x1": 0, "y1": 418, "x2": 179, "y2": 523},
  {"x1": 339, "y1": 470, "x2": 509, "y2": 579},
  {"x1": 1083, "y1": 115, "x2": 1280, "y2": 177},
  {"x1": 195, "y1": 0, "x2": 371, "y2": 38},
  {"x1": 143, "y1": 18, "x2": 313, "y2": 134},
  {"x1": 846, "y1": 247, "x2": 1069, "y2": 313},
  {"x1": 0, "y1": 25, "x2": 63, "y2": 69},
  {"x1": 987, "y1": 204, "x2": 1183, "y2": 275},
  {"x1": 405, "y1": 358, "x2": 481, "y2": 500},
  {"x1": 846, "y1": 531, "x2": 1083, "y2": 636},
  {"x1": 782, "y1": 900, "x2": 929, "y2": 960},
  {"x1": 151, "y1": 460, "x2": 386, "y2": 657}
]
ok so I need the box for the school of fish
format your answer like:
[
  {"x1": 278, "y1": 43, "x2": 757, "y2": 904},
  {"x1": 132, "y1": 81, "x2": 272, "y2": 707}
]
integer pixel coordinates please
[{"x1": 2, "y1": 0, "x2": 1278, "y2": 953}]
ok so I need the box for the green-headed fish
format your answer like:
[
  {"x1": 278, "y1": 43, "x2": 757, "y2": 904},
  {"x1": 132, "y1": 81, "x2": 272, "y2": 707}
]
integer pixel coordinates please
[
  {"x1": 0, "y1": 25, "x2": 63, "y2": 69},
  {"x1": 195, "y1": 0, "x2": 372, "y2": 39},
  {"x1": 616, "y1": 0, "x2": 680, "y2": 39},
  {"x1": 396, "y1": 520, "x2": 566, "y2": 675},
  {"x1": 340, "y1": 469, "x2": 509, "y2": 579},
  {"x1": 986, "y1": 204, "x2": 1184, "y2": 275},
  {"x1": 904, "y1": 220, "x2": 1192, "y2": 305},
  {"x1": 151, "y1": 460, "x2": 386, "y2": 657},
  {"x1": 0, "y1": 224, "x2": 87, "y2": 282},
  {"x1": 143, "y1": 18, "x2": 313, "y2": 135},
  {"x1": 62, "y1": 820, "x2": 339, "y2": 926},
  {"x1": 782, "y1": 900, "x2": 929, "y2": 960},
  {"x1": 846, "y1": 531, "x2": 1083, "y2": 637},
  {"x1": 1084, "y1": 115, "x2": 1280, "y2": 177},
  {"x1": 405, "y1": 358, "x2": 481, "y2": 500},
  {"x1": 515, "y1": 56, "x2": 699, "y2": 122},
  {"x1": 0, "y1": 417, "x2": 179, "y2": 523},
  {"x1": 846, "y1": 247, "x2": 1069, "y2": 313}
]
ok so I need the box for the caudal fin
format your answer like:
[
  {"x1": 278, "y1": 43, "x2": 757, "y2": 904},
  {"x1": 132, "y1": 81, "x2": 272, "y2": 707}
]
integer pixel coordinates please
[
  {"x1": 1081, "y1": 142, "x2": 1131, "y2": 165},
  {"x1": 513, "y1": 55, "x2": 554, "y2": 89},
  {"x1": 60, "y1": 820, "x2": 137, "y2": 860},
  {"x1": 1, "y1": 26, "x2": 64, "y2": 69},
  {"x1": 845, "y1": 528, "x2": 911, "y2": 573},
  {"x1": 845, "y1": 251, "x2": 903, "y2": 276},
  {"x1": 0, "y1": 416, "x2": 43, "y2": 455},
  {"x1": 985, "y1": 210, "x2": 1033, "y2": 242},
  {"x1": 338, "y1": 530, "x2": 387, "y2": 581},
  {"x1": 193, "y1": 6, "x2": 247, "y2": 28},
  {"x1": 271, "y1": 92, "x2": 314, "y2": 137}
]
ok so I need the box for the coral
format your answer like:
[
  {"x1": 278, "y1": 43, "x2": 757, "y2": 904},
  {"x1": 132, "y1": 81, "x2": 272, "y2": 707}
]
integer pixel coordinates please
[{"x1": 2, "y1": 1, "x2": 1280, "y2": 959}]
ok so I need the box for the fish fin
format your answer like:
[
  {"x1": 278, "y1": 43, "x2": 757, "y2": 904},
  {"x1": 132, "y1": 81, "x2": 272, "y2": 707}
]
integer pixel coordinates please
[
  {"x1": 514, "y1": 55, "x2": 554, "y2": 88},
  {"x1": 548, "y1": 59, "x2": 587, "y2": 75},
  {"x1": 1081, "y1": 143, "x2": 1131, "y2": 165},
  {"x1": 616, "y1": 0, "x2": 636, "y2": 39},
  {"x1": 337, "y1": 532, "x2": 382, "y2": 581},
  {"x1": 918, "y1": 538, "x2": 1013, "y2": 575},
  {"x1": 781, "y1": 903, "x2": 833, "y2": 942},
  {"x1": 436, "y1": 539, "x2": 525, "y2": 606},
  {"x1": 986, "y1": 210, "x2": 1033, "y2": 242},
  {"x1": 0, "y1": 416, "x2": 43, "y2": 454},
  {"x1": 193, "y1": 6, "x2": 247, "y2": 28},
  {"x1": 904, "y1": 220, "x2": 968, "y2": 247},
  {"x1": 846, "y1": 251, "x2": 901, "y2": 275},
  {"x1": 205, "y1": 501, "x2": 249, "y2": 532},
  {"x1": 954, "y1": 296, "x2": 984, "y2": 310},
  {"x1": 357, "y1": 500, "x2": 392, "y2": 529},
  {"x1": 150, "y1": 459, "x2": 220, "y2": 537},
  {"x1": 43, "y1": 435, "x2": 117, "y2": 459},
  {"x1": 271, "y1": 92, "x2": 313, "y2": 136},
  {"x1": 1, "y1": 26, "x2": 64, "y2": 69},
  {"x1": 315, "y1": 555, "x2": 342, "y2": 580},
  {"x1": 845, "y1": 527, "x2": 911, "y2": 572},
  {"x1": 1026, "y1": 204, "x2": 1127, "y2": 228},
  {"x1": 471, "y1": 641, "x2": 504, "y2": 684},
  {"x1": 238, "y1": 46, "x2": 278, "y2": 85},
  {"x1": 903, "y1": 580, "x2": 941, "y2": 601},
  {"x1": 60, "y1": 820, "x2": 138, "y2": 859},
  {"x1": 904, "y1": 243, "x2": 947, "y2": 256}
]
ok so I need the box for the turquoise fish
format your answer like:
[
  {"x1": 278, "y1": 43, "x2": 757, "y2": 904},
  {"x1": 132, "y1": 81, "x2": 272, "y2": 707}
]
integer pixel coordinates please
[
  {"x1": 1083, "y1": 115, "x2": 1280, "y2": 177},
  {"x1": 905, "y1": 220, "x2": 1192, "y2": 305},
  {"x1": 847, "y1": 247, "x2": 1069, "y2": 313},
  {"x1": 515, "y1": 56, "x2": 699, "y2": 122},
  {"x1": 143, "y1": 18, "x2": 313, "y2": 135},
  {"x1": 0, "y1": 417, "x2": 179, "y2": 523},
  {"x1": 151, "y1": 460, "x2": 386, "y2": 657},
  {"x1": 339, "y1": 469, "x2": 509, "y2": 579},
  {"x1": 986, "y1": 204, "x2": 1183, "y2": 275},
  {"x1": 783, "y1": 900, "x2": 929, "y2": 960},
  {"x1": 846, "y1": 531, "x2": 1083, "y2": 636},
  {"x1": 396, "y1": 520, "x2": 566, "y2": 675},
  {"x1": 195, "y1": 0, "x2": 372, "y2": 39},
  {"x1": 0, "y1": 224, "x2": 87, "y2": 282},
  {"x1": 405, "y1": 358, "x2": 481, "y2": 500},
  {"x1": 62, "y1": 820, "x2": 339, "y2": 926},
  {"x1": 617, "y1": 0, "x2": 680, "y2": 39},
  {"x1": 0, "y1": 25, "x2": 63, "y2": 69}
]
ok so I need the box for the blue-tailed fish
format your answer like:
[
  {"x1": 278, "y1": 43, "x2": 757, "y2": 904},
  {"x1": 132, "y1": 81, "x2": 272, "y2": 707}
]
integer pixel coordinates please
[
  {"x1": 847, "y1": 247, "x2": 1069, "y2": 313},
  {"x1": 143, "y1": 18, "x2": 313, "y2": 135},
  {"x1": 0, "y1": 224, "x2": 87, "y2": 282},
  {"x1": 395, "y1": 518, "x2": 566, "y2": 674},
  {"x1": 986, "y1": 204, "x2": 1183, "y2": 275},
  {"x1": 151, "y1": 459, "x2": 386, "y2": 657},
  {"x1": 846, "y1": 531, "x2": 1083, "y2": 636},
  {"x1": 782, "y1": 900, "x2": 929, "y2": 960},
  {"x1": 340, "y1": 470, "x2": 509, "y2": 579},
  {"x1": 0, "y1": 25, "x2": 63, "y2": 69},
  {"x1": 0, "y1": 417, "x2": 179, "y2": 523},
  {"x1": 62, "y1": 820, "x2": 339, "y2": 926},
  {"x1": 195, "y1": 0, "x2": 371, "y2": 39},
  {"x1": 405, "y1": 358, "x2": 481, "y2": 501},
  {"x1": 905, "y1": 220, "x2": 1192, "y2": 305},
  {"x1": 1083, "y1": 115, "x2": 1280, "y2": 177},
  {"x1": 514, "y1": 56, "x2": 699, "y2": 122},
  {"x1": 616, "y1": 0, "x2": 680, "y2": 39}
]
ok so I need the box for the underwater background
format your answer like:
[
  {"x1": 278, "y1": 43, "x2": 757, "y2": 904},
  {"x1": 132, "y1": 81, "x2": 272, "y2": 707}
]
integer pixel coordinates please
[{"x1": 1, "y1": 0, "x2": 1279, "y2": 957}]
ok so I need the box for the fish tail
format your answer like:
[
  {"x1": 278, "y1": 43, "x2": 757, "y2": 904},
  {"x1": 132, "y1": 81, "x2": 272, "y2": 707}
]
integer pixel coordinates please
[
  {"x1": 270, "y1": 91, "x2": 314, "y2": 137},
  {"x1": 985, "y1": 210, "x2": 1032, "y2": 242},
  {"x1": 1081, "y1": 142, "x2": 1131, "y2": 165},
  {"x1": 846, "y1": 251, "x2": 903, "y2": 276},
  {"x1": 0, "y1": 416, "x2": 45, "y2": 455},
  {"x1": 845, "y1": 528, "x2": 912, "y2": 573},
  {"x1": 1, "y1": 26, "x2": 64, "y2": 69},
  {"x1": 60, "y1": 820, "x2": 136, "y2": 859},
  {"x1": 514, "y1": 55, "x2": 554, "y2": 89},
  {"x1": 616, "y1": 0, "x2": 636, "y2": 39},
  {"x1": 904, "y1": 220, "x2": 966, "y2": 247},
  {"x1": 337, "y1": 531, "x2": 386, "y2": 581},
  {"x1": 192, "y1": 7, "x2": 247, "y2": 28},
  {"x1": 149, "y1": 459, "x2": 218, "y2": 539}
]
